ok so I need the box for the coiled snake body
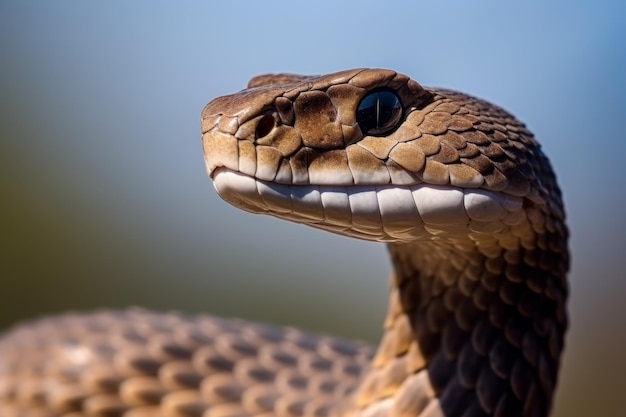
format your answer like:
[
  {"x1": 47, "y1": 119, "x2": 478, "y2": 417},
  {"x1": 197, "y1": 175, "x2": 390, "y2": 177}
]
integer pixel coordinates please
[{"x1": 0, "y1": 69, "x2": 569, "y2": 417}]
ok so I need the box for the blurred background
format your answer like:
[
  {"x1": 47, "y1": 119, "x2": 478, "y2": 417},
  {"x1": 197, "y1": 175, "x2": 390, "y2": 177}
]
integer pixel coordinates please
[{"x1": 1, "y1": 2, "x2": 624, "y2": 416}]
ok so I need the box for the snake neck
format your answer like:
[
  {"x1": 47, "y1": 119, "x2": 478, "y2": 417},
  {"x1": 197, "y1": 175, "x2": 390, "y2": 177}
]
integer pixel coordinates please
[{"x1": 351, "y1": 239, "x2": 568, "y2": 417}]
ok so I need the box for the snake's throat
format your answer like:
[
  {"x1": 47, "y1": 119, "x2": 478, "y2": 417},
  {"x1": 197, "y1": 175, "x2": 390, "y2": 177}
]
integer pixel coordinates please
[{"x1": 212, "y1": 169, "x2": 526, "y2": 244}]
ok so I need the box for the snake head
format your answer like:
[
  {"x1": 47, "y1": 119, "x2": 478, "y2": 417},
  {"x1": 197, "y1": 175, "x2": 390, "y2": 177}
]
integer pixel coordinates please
[{"x1": 201, "y1": 69, "x2": 566, "y2": 245}]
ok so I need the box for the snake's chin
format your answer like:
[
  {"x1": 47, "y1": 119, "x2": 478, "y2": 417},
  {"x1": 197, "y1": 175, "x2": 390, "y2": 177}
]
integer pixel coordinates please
[{"x1": 211, "y1": 168, "x2": 525, "y2": 243}]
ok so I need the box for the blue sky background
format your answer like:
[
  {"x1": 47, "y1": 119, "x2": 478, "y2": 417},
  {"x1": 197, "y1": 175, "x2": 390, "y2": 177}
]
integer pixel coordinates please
[{"x1": 1, "y1": 2, "x2": 624, "y2": 416}]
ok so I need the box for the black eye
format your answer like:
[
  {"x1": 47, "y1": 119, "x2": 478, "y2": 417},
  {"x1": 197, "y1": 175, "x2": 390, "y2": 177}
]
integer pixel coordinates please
[{"x1": 356, "y1": 89, "x2": 403, "y2": 136}]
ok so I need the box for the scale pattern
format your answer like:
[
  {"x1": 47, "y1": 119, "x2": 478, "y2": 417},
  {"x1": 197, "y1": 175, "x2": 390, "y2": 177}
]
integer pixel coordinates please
[{"x1": 0, "y1": 310, "x2": 373, "y2": 417}]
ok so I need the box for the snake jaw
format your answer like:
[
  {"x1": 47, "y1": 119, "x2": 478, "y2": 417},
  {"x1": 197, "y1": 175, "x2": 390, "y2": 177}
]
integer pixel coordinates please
[{"x1": 212, "y1": 168, "x2": 527, "y2": 244}]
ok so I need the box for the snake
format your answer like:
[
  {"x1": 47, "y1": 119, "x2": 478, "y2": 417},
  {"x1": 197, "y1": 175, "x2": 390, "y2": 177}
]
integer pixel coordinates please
[{"x1": 0, "y1": 68, "x2": 569, "y2": 417}]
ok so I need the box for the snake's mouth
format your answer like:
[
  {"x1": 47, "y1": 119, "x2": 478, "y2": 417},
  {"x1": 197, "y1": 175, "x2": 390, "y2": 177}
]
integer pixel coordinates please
[{"x1": 211, "y1": 167, "x2": 524, "y2": 243}]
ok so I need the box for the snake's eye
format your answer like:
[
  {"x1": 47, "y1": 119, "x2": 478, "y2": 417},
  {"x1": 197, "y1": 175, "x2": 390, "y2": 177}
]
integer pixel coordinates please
[{"x1": 356, "y1": 89, "x2": 403, "y2": 136}]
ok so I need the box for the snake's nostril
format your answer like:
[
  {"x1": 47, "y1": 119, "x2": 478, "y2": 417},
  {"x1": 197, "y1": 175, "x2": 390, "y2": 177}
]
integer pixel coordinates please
[{"x1": 255, "y1": 114, "x2": 276, "y2": 139}]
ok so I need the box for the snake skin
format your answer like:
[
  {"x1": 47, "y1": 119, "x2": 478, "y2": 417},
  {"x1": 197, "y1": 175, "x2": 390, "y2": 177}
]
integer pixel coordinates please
[{"x1": 0, "y1": 69, "x2": 569, "y2": 417}]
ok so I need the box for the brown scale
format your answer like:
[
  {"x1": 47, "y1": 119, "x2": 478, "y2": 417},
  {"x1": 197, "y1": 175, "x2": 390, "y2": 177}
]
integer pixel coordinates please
[{"x1": 0, "y1": 69, "x2": 568, "y2": 417}]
